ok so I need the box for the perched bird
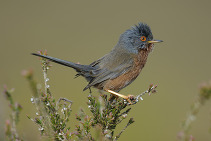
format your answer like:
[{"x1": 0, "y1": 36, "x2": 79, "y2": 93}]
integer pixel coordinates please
[{"x1": 32, "y1": 23, "x2": 162, "y2": 104}]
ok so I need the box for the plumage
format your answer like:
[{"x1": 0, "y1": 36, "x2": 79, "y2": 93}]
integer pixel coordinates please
[{"x1": 32, "y1": 22, "x2": 162, "y2": 94}]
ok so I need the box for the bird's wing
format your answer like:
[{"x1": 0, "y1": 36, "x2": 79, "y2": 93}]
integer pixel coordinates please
[{"x1": 83, "y1": 53, "x2": 134, "y2": 91}]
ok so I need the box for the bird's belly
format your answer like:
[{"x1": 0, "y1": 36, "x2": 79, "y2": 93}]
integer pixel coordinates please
[
  {"x1": 102, "y1": 66, "x2": 142, "y2": 92},
  {"x1": 100, "y1": 48, "x2": 151, "y2": 92}
]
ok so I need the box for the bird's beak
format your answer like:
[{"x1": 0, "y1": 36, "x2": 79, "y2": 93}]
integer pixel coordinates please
[{"x1": 147, "y1": 40, "x2": 163, "y2": 44}]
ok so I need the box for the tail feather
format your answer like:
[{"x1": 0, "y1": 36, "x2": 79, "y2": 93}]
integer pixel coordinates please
[{"x1": 31, "y1": 53, "x2": 93, "y2": 72}]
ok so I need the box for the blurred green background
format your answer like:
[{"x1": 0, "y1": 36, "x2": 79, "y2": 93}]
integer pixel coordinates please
[{"x1": 1, "y1": 0, "x2": 211, "y2": 140}]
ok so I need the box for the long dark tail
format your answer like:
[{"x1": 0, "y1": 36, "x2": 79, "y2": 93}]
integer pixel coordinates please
[{"x1": 31, "y1": 53, "x2": 93, "y2": 72}]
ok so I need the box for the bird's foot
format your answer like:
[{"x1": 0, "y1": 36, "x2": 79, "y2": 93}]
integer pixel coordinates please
[{"x1": 107, "y1": 90, "x2": 136, "y2": 105}]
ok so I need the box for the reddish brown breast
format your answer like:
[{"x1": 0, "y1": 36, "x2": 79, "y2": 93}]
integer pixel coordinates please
[{"x1": 102, "y1": 44, "x2": 154, "y2": 92}]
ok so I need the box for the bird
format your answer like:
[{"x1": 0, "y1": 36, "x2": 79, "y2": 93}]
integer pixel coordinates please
[{"x1": 32, "y1": 22, "x2": 163, "y2": 104}]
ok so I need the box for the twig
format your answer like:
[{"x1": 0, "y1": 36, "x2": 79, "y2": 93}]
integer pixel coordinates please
[
  {"x1": 114, "y1": 118, "x2": 135, "y2": 141},
  {"x1": 126, "y1": 84, "x2": 157, "y2": 105},
  {"x1": 56, "y1": 97, "x2": 73, "y2": 109},
  {"x1": 136, "y1": 84, "x2": 157, "y2": 102}
]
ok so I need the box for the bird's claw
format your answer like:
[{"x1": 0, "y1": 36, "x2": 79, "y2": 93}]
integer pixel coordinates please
[{"x1": 107, "y1": 90, "x2": 137, "y2": 105}]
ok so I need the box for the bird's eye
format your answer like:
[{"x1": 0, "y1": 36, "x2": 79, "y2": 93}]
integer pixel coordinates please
[{"x1": 140, "y1": 36, "x2": 146, "y2": 41}]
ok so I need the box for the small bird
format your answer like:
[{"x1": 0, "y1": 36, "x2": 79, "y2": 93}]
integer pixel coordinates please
[{"x1": 32, "y1": 23, "x2": 162, "y2": 104}]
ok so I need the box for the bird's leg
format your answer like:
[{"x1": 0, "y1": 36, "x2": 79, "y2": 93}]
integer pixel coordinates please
[{"x1": 107, "y1": 90, "x2": 135, "y2": 105}]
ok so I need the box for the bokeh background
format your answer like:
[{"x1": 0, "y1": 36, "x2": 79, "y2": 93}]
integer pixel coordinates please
[{"x1": 1, "y1": 0, "x2": 211, "y2": 140}]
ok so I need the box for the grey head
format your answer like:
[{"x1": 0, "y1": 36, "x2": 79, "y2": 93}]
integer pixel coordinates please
[{"x1": 116, "y1": 22, "x2": 162, "y2": 54}]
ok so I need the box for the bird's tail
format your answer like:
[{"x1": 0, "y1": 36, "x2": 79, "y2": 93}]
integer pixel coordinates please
[{"x1": 31, "y1": 53, "x2": 93, "y2": 73}]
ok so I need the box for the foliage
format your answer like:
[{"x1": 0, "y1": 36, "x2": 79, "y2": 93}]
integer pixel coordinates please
[
  {"x1": 3, "y1": 85, "x2": 23, "y2": 141},
  {"x1": 3, "y1": 50, "x2": 157, "y2": 140},
  {"x1": 4, "y1": 51, "x2": 211, "y2": 141},
  {"x1": 178, "y1": 81, "x2": 211, "y2": 141}
]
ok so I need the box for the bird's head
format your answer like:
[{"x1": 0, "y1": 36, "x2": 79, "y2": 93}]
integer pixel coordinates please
[{"x1": 118, "y1": 23, "x2": 163, "y2": 54}]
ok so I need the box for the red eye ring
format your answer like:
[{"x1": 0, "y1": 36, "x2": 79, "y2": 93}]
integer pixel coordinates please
[{"x1": 140, "y1": 36, "x2": 146, "y2": 41}]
